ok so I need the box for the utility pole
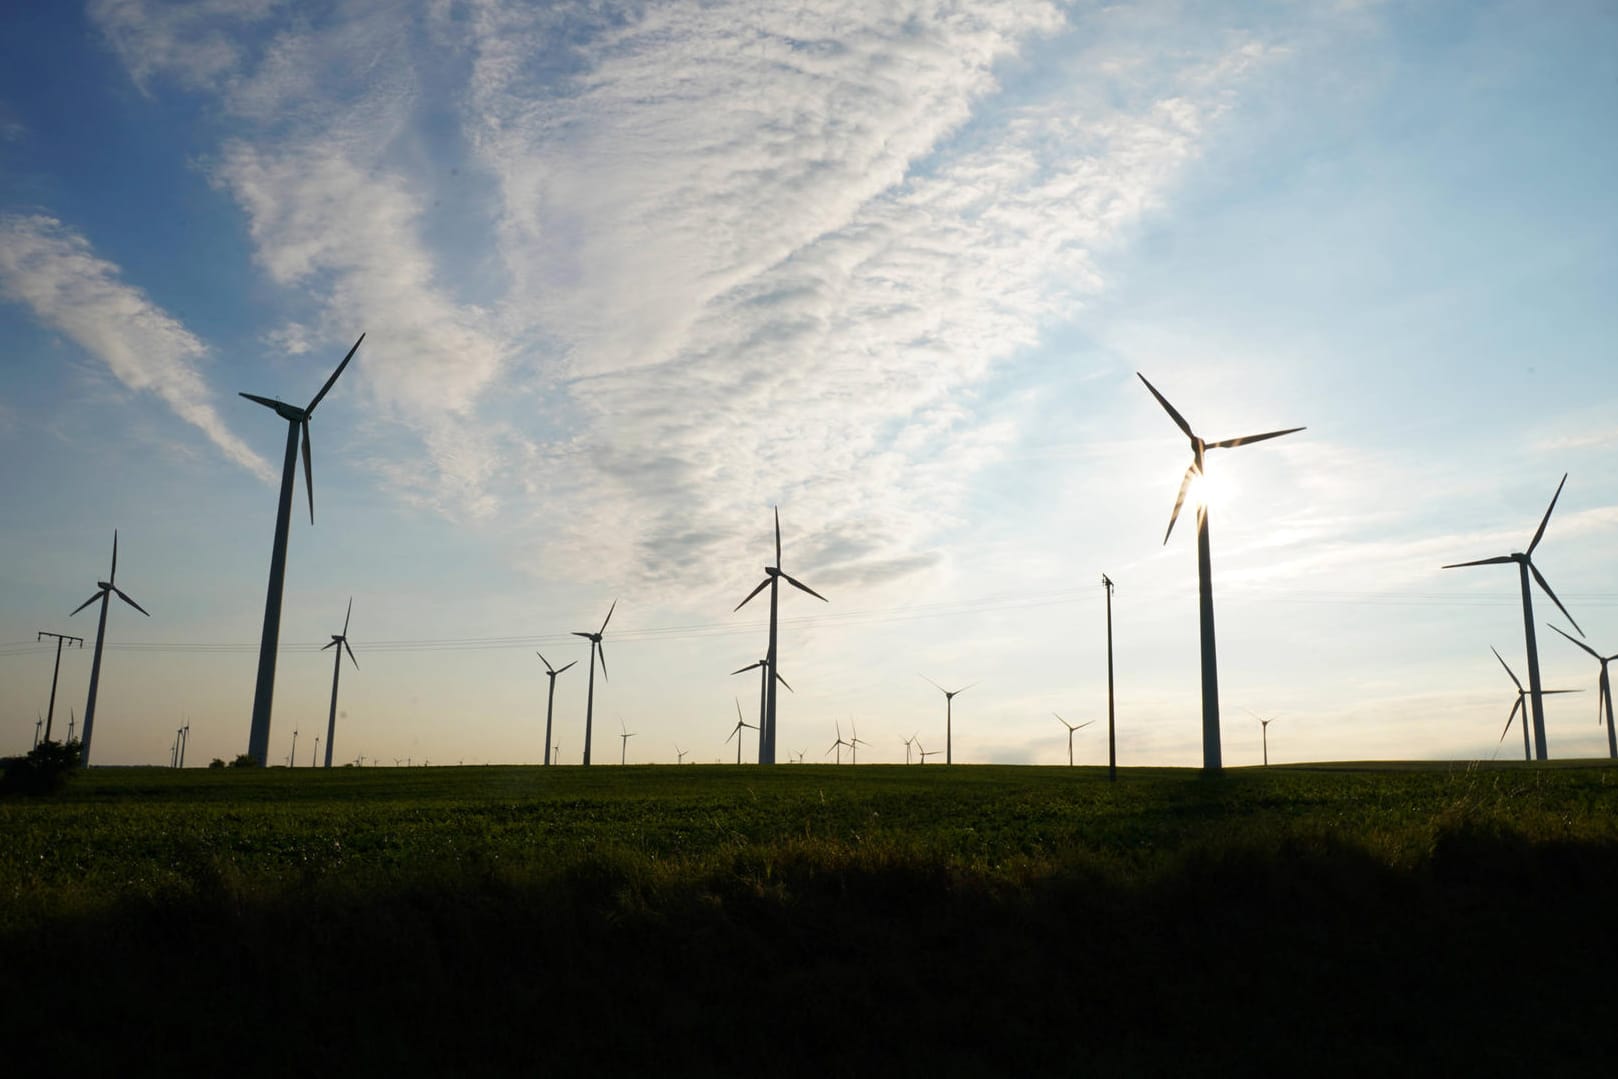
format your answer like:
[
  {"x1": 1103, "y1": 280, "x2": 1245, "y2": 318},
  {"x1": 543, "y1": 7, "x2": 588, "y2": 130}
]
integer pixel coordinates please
[
  {"x1": 1103, "y1": 574, "x2": 1117, "y2": 783},
  {"x1": 36, "y1": 631, "x2": 84, "y2": 741}
]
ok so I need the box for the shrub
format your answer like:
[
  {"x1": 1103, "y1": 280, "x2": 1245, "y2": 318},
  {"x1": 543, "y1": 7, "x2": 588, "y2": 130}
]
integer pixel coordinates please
[
  {"x1": 229, "y1": 754, "x2": 260, "y2": 768},
  {"x1": 208, "y1": 758, "x2": 226, "y2": 769},
  {"x1": 0, "y1": 739, "x2": 84, "y2": 796}
]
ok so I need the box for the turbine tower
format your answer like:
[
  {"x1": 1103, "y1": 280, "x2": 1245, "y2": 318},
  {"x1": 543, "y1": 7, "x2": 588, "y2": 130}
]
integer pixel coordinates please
[
  {"x1": 825, "y1": 721, "x2": 851, "y2": 765},
  {"x1": 70, "y1": 530, "x2": 150, "y2": 764},
  {"x1": 1547, "y1": 624, "x2": 1616, "y2": 759},
  {"x1": 1053, "y1": 713, "x2": 1093, "y2": 767},
  {"x1": 732, "y1": 657, "x2": 792, "y2": 761},
  {"x1": 321, "y1": 598, "x2": 358, "y2": 768},
  {"x1": 1103, "y1": 573, "x2": 1117, "y2": 782},
  {"x1": 902, "y1": 733, "x2": 918, "y2": 765},
  {"x1": 735, "y1": 507, "x2": 827, "y2": 765},
  {"x1": 536, "y1": 652, "x2": 577, "y2": 766},
  {"x1": 1138, "y1": 372, "x2": 1304, "y2": 774},
  {"x1": 618, "y1": 718, "x2": 636, "y2": 765},
  {"x1": 572, "y1": 601, "x2": 615, "y2": 766},
  {"x1": 847, "y1": 718, "x2": 866, "y2": 765},
  {"x1": 1491, "y1": 646, "x2": 1578, "y2": 761},
  {"x1": 241, "y1": 333, "x2": 364, "y2": 765},
  {"x1": 922, "y1": 677, "x2": 974, "y2": 765},
  {"x1": 1443, "y1": 474, "x2": 1582, "y2": 760},
  {"x1": 726, "y1": 699, "x2": 757, "y2": 765},
  {"x1": 1244, "y1": 709, "x2": 1276, "y2": 767}
]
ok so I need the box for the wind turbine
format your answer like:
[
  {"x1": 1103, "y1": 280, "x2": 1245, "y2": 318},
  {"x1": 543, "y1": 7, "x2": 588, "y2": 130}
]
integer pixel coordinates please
[
  {"x1": 288, "y1": 728, "x2": 299, "y2": 768},
  {"x1": 826, "y1": 721, "x2": 851, "y2": 765},
  {"x1": 847, "y1": 718, "x2": 867, "y2": 765},
  {"x1": 1444, "y1": 474, "x2": 1583, "y2": 761},
  {"x1": 732, "y1": 657, "x2": 793, "y2": 762},
  {"x1": 572, "y1": 601, "x2": 616, "y2": 766},
  {"x1": 1491, "y1": 647, "x2": 1578, "y2": 761},
  {"x1": 922, "y1": 677, "x2": 974, "y2": 766},
  {"x1": 241, "y1": 333, "x2": 364, "y2": 765},
  {"x1": 33, "y1": 715, "x2": 42, "y2": 749},
  {"x1": 1244, "y1": 710, "x2": 1276, "y2": 767},
  {"x1": 178, "y1": 721, "x2": 188, "y2": 768},
  {"x1": 735, "y1": 507, "x2": 827, "y2": 764},
  {"x1": 536, "y1": 652, "x2": 577, "y2": 766},
  {"x1": 70, "y1": 530, "x2": 150, "y2": 764},
  {"x1": 726, "y1": 699, "x2": 757, "y2": 765},
  {"x1": 618, "y1": 718, "x2": 636, "y2": 765},
  {"x1": 321, "y1": 598, "x2": 358, "y2": 768},
  {"x1": 66, "y1": 707, "x2": 76, "y2": 744},
  {"x1": 1138, "y1": 372, "x2": 1304, "y2": 774},
  {"x1": 917, "y1": 740, "x2": 941, "y2": 765},
  {"x1": 1547, "y1": 623, "x2": 1617, "y2": 759},
  {"x1": 675, "y1": 744, "x2": 688, "y2": 765},
  {"x1": 902, "y1": 733, "x2": 917, "y2": 765},
  {"x1": 1053, "y1": 713, "x2": 1093, "y2": 767}
]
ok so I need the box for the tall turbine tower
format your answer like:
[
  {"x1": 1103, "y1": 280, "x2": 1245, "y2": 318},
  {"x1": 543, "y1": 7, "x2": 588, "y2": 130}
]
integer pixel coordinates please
[
  {"x1": 1443, "y1": 475, "x2": 1583, "y2": 761},
  {"x1": 1548, "y1": 623, "x2": 1617, "y2": 759},
  {"x1": 70, "y1": 530, "x2": 150, "y2": 764},
  {"x1": 536, "y1": 652, "x2": 577, "y2": 766},
  {"x1": 321, "y1": 598, "x2": 358, "y2": 768},
  {"x1": 732, "y1": 657, "x2": 791, "y2": 760},
  {"x1": 1102, "y1": 574, "x2": 1117, "y2": 782},
  {"x1": 922, "y1": 677, "x2": 974, "y2": 765},
  {"x1": 241, "y1": 334, "x2": 364, "y2": 765},
  {"x1": 572, "y1": 601, "x2": 615, "y2": 766},
  {"x1": 1138, "y1": 372, "x2": 1304, "y2": 773},
  {"x1": 735, "y1": 508, "x2": 826, "y2": 764}
]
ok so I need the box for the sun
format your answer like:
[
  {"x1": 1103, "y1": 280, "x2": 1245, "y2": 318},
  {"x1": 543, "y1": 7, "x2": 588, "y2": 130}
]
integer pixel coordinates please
[{"x1": 1185, "y1": 465, "x2": 1233, "y2": 510}]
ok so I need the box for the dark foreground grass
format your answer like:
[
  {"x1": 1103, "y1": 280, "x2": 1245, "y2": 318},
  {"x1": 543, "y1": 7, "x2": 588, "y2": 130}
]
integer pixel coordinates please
[{"x1": 3, "y1": 763, "x2": 1617, "y2": 1076}]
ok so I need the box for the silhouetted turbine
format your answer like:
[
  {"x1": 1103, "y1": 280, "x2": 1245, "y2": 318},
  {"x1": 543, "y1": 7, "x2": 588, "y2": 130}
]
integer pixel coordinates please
[
  {"x1": 1053, "y1": 713, "x2": 1093, "y2": 767},
  {"x1": 1244, "y1": 709, "x2": 1276, "y2": 767},
  {"x1": 826, "y1": 720, "x2": 851, "y2": 765},
  {"x1": 922, "y1": 677, "x2": 975, "y2": 766},
  {"x1": 618, "y1": 718, "x2": 636, "y2": 765},
  {"x1": 1491, "y1": 646, "x2": 1578, "y2": 761},
  {"x1": 70, "y1": 530, "x2": 149, "y2": 764},
  {"x1": 320, "y1": 598, "x2": 359, "y2": 768},
  {"x1": 732, "y1": 657, "x2": 792, "y2": 762},
  {"x1": 537, "y1": 651, "x2": 578, "y2": 766},
  {"x1": 241, "y1": 334, "x2": 364, "y2": 765},
  {"x1": 1547, "y1": 623, "x2": 1618, "y2": 759},
  {"x1": 847, "y1": 718, "x2": 866, "y2": 765},
  {"x1": 916, "y1": 740, "x2": 941, "y2": 765},
  {"x1": 1444, "y1": 474, "x2": 1582, "y2": 761},
  {"x1": 735, "y1": 507, "x2": 826, "y2": 764},
  {"x1": 902, "y1": 733, "x2": 918, "y2": 765},
  {"x1": 572, "y1": 601, "x2": 615, "y2": 766},
  {"x1": 675, "y1": 744, "x2": 688, "y2": 765},
  {"x1": 726, "y1": 698, "x2": 757, "y2": 764},
  {"x1": 1139, "y1": 372, "x2": 1304, "y2": 774}
]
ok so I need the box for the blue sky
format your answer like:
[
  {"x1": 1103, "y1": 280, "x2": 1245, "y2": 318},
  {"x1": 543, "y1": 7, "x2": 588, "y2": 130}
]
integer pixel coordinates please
[{"x1": 2, "y1": 0, "x2": 1615, "y2": 768}]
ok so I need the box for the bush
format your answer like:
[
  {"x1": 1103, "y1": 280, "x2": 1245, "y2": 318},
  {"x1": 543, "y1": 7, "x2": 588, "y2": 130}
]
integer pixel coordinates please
[
  {"x1": 0, "y1": 739, "x2": 84, "y2": 796},
  {"x1": 228, "y1": 754, "x2": 260, "y2": 769},
  {"x1": 208, "y1": 758, "x2": 226, "y2": 769}
]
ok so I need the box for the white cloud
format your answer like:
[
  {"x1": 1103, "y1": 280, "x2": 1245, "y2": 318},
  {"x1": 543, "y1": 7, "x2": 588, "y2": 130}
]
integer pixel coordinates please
[
  {"x1": 89, "y1": 0, "x2": 285, "y2": 93},
  {"x1": 0, "y1": 213, "x2": 276, "y2": 482}
]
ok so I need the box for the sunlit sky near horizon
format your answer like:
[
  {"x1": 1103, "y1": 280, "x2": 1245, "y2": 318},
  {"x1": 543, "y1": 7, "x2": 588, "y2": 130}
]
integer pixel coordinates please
[{"x1": 2, "y1": 0, "x2": 1615, "y2": 768}]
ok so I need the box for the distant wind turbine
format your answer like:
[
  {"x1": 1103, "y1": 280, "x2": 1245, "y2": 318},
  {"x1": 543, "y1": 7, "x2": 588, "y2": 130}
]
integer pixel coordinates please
[
  {"x1": 735, "y1": 507, "x2": 827, "y2": 764},
  {"x1": 847, "y1": 718, "x2": 867, "y2": 765},
  {"x1": 70, "y1": 530, "x2": 150, "y2": 764},
  {"x1": 1244, "y1": 709, "x2": 1276, "y2": 767},
  {"x1": 66, "y1": 706, "x2": 77, "y2": 744},
  {"x1": 178, "y1": 721, "x2": 188, "y2": 768},
  {"x1": 288, "y1": 728, "x2": 298, "y2": 769},
  {"x1": 1491, "y1": 647, "x2": 1578, "y2": 761},
  {"x1": 321, "y1": 598, "x2": 358, "y2": 768},
  {"x1": 1053, "y1": 713, "x2": 1093, "y2": 767},
  {"x1": 241, "y1": 333, "x2": 364, "y2": 765},
  {"x1": 618, "y1": 718, "x2": 636, "y2": 765},
  {"x1": 902, "y1": 733, "x2": 918, "y2": 765},
  {"x1": 572, "y1": 601, "x2": 616, "y2": 766},
  {"x1": 1546, "y1": 623, "x2": 1616, "y2": 759},
  {"x1": 33, "y1": 715, "x2": 42, "y2": 749},
  {"x1": 826, "y1": 720, "x2": 851, "y2": 765},
  {"x1": 1444, "y1": 475, "x2": 1583, "y2": 761},
  {"x1": 732, "y1": 657, "x2": 792, "y2": 761},
  {"x1": 675, "y1": 744, "x2": 688, "y2": 765},
  {"x1": 1138, "y1": 372, "x2": 1304, "y2": 774},
  {"x1": 922, "y1": 677, "x2": 974, "y2": 766},
  {"x1": 726, "y1": 699, "x2": 757, "y2": 765},
  {"x1": 916, "y1": 739, "x2": 941, "y2": 765},
  {"x1": 536, "y1": 652, "x2": 577, "y2": 767}
]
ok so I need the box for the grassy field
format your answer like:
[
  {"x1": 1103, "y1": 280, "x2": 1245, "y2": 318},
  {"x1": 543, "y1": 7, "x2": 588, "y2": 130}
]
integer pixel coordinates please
[{"x1": 4, "y1": 761, "x2": 1616, "y2": 1075}]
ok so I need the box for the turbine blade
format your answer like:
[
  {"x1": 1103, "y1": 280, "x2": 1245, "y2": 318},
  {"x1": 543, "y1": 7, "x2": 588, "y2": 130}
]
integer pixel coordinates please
[
  {"x1": 239, "y1": 392, "x2": 285, "y2": 412},
  {"x1": 1207, "y1": 427, "x2": 1306, "y2": 450},
  {"x1": 782, "y1": 573, "x2": 828, "y2": 602},
  {"x1": 734, "y1": 578, "x2": 771, "y2": 612},
  {"x1": 345, "y1": 639, "x2": 358, "y2": 669},
  {"x1": 732, "y1": 660, "x2": 764, "y2": 675},
  {"x1": 571, "y1": 631, "x2": 593, "y2": 640},
  {"x1": 774, "y1": 506, "x2": 781, "y2": 568},
  {"x1": 301, "y1": 420, "x2": 314, "y2": 524},
  {"x1": 957, "y1": 683, "x2": 977, "y2": 695},
  {"x1": 1530, "y1": 564, "x2": 1583, "y2": 637},
  {"x1": 1527, "y1": 473, "x2": 1568, "y2": 555},
  {"x1": 306, "y1": 333, "x2": 365, "y2": 414},
  {"x1": 1053, "y1": 712, "x2": 1072, "y2": 730},
  {"x1": 342, "y1": 597, "x2": 352, "y2": 637},
  {"x1": 1547, "y1": 622, "x2": 1599, "y2": 660},
  {"x1": 110, "y1": 529, "x2": 119, "y2": 582},
  {"x1": 557, "y1": 661, "x2": 577, "y2": 674},
  {"x1": 115, "y1": 585, "x2": 152, "y2": 611},
  {"x1": 322, "y1": 640, "x2": 338, "y2": 651},
  {"x1": 1164, "y1": 463, "x2": 1196, "y2": 545},
  {"x1": 736, "y1": 698, "x2": 744, "y2": 723},
  {"x1": 1500, "y1": 698, "x2": 1521, "y2": 743},
  {"x1": 596, "y1": 642, "x2": 609, "y2": 682},
  {"x1": 1441, "y1": 556, "x2": 1516, "y2": 569},
  {"x1": 775, "y1": 671, "x2": 794, "y2": 693},
  {"x1": 1076, "y1": 721, "x2": 1094, "y2": 731},
  {"x1": 1492, "y1": 646, "x2": 1523, "y2": 691},
  {"x1": 921, "y1": 675, "x2": 945, "y2": 693},
  {"x1": 70, "y1": 590, "x2": 105, "y2": 617},
  {"x1": 537, "y1": 651, "x2": 554, "y2": 672},
  {"x1": 599, "y1": 599, "x2": 616, "y2": 635},
  {"x1": 1136, "y1": 372, "x2": 1194, "y2": 439}
]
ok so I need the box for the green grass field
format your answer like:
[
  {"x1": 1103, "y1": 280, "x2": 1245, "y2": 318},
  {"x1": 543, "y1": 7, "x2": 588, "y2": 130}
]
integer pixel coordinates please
[{"x1": 4, "y1": 762, "x2": 1616, "y2": 1076}]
